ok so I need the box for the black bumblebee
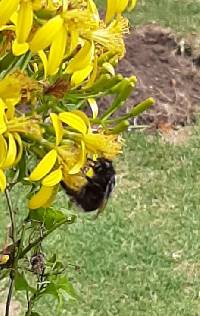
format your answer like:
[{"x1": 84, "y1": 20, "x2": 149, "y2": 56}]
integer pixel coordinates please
[{"x1": 61, "y1": 158, "x2": 115, "y2": 213}]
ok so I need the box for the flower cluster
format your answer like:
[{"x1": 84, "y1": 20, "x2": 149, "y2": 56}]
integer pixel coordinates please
[
  {"x1": 0, "y1": 0, "x2": 137, "y2": 83},
  {"x1": 0, "y1": 0, "x2": 154, "y2": 210}
]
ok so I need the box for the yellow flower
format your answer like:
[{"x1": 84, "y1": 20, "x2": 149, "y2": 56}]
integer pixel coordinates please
[
  {"x1": 105, "y1": 0, "x2": 138, "y2": 23},
  {"x1": 0, "y1": 0, "x2": 20, "y2": 27},
  {"x1": 28, "y1": 110, "x2": 121, "y2": 209},
  {"x1": 0, "y1": 132, "x2": 23, "y2": 192},
  {"x1": 12, "y1": 0, "x2": 33, "y2": 56}
]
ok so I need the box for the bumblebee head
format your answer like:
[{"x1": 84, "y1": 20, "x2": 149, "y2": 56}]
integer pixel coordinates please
[{"x1": 92, "y1": 158, "x2": 114, "y2": 175}]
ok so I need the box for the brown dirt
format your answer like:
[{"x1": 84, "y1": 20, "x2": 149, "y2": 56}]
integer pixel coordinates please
[{"x1": 100, "y1": 24, "x2": 200, "y2": 127}]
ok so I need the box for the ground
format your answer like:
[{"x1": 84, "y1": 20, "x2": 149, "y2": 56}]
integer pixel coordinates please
[{"x1": 1, "y1": 0, "x2": 200, "y2": 315}]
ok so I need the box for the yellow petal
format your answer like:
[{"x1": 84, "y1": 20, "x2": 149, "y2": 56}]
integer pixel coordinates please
[
  {"x1": 0, "y1": 100, "x2": 7, "y2": 135},
  {"x1": 0, "y1": 25, "x2": 15, "y2": 31},
  {"x1": 2, "y1": 133, "x2": 17, "y2": 168},
  {"x1": 0, "y1": 169, "x2": 6, "y2": 192},
  {"x1": 88, "y1": 98, "x2": 98, "y2": 118},
  {"x1": 116, "y1": 0, "x2": 129, "y2": 13},
  {"x1": 71, "y1": 64, "x2": 93, "y2": 86},
  {"x1": 12, "y1": 39, "x2": 29, "y2": 56},
  {"x1": 50, "y1": 113, "x2": 63, "y2": 146},
  {"x1": 16, "y1": 0, "x2": 33, "y2": 43},
  {"x1": 0, "y1": 135, "x2": 7, "y2": 167},
  {"x1": 38, "y1": 50, "x2": 47, "y2": 79},
  {"x1": 72, "y1": 110, "x2": 90, "y2": 128},
  {"x1": 30, "y1": 15, "x2": 63, "y2": 52},
  {"x1": 105, "y1": 0, "x2": 117, "y2": 24},
  {"x1": 69, "y1": 29, "x2": 79, "y2": 55},
  {"x1": 42, "y1": 168, "x2": 62, "y2": 186},
  {"x1": 65, "y1": 40, "x2": 94, "y2": 73},
  {"x1": 103, "y1": 62, "x2": 115, "y2": 76},
  {"x1": 83, "y1": 133, "x2": 121, "y2": 158},
  {"x1": 59, "y1": 112, "x2": 87, "y2": 134},
  {"x1": 128, "y1": 0, "x2": 138, "y2": 11},
  {"x1": 87, "y1": 0, "x2": 99, "y2": 21},
  {"x1": 29, "y1": 149, "x2": 57, "y2": 181},
  {"x1": 84, "y1": 55, "x2": 98, "y2": 89},
  {"x1": 0, "y1": 75, "x2": 21, "y2": 100},
  {"x1": 13, "y1": 133, "x2": 23, "y2": 165},
  {"x1": 0, "y1": 254, "x2": 9, "y2": 265},
  {"x1": 28, "y1": 185, "x2": 57, "y2": 209},
  {"x1": 0, "y1": 0, "x2": 20, "y2": 27},
  {"x1": 47, "y1": 25, "x2": 67, "y2": 75},
  {"x1": 68, "y1": 141, "x2": 86, "y2": 175}
]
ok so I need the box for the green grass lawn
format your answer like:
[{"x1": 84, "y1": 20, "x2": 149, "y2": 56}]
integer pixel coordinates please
[
  {"x1": 2, "y1": 126, "x2": 200, "y2": 315},
  {"x1": 36, "y1": 126, "x2": 200, "y2": 316}
]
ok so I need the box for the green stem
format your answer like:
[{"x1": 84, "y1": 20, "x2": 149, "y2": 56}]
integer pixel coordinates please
[{"x1": 19, "y1": 218, "x2": 71, "y2": 259}]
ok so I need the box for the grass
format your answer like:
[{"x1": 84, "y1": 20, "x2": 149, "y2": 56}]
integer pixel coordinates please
[
  {"x1": 98, "y1": 0, "x2": 200, "y2": 33},
  {"x1": 40, "y1": 126, "x2": 200, "y2": 316},
  {"x1": 2, "y1": 127, "x2": 200, "y2": 315}
]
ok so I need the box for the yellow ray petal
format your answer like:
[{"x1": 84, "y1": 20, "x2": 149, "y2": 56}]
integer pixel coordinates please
[
  {"x1": 0, "y1": 254, "x2": 9, "y2": 265},
  {"x1": 0, "y1": 169, "x2": 6, "y2": 192},
  {"x1": 68, "y1": 141, "x2": 86, "y2": 175},
  {"x1": 71, "y1": 64, "x2": 93, "y2": 86},
  {"x1": 103, "y1": 62, "x2": 115, "y2": 76},
  {"x1": 38, "y1": 50, "x2": 47, "y2": 79},
  {"x1": 13, "y1": 133, "x2": 23, "y2": 165},
  {"x1": 30, "y1": 15, "x2": 63, "y2": 52},
  {"x1": 50, "y1": 113, "x2": 63, "y2": 146},
  {"x1": 72, "y1": 110, "x2": 90, "y2": 128},
  {"x1": 65, "y1": 40, "x2": 94, "y2": 74},
  {"x1": 87, "y1": 0, "x2": 99, "y2": 21},
  {"x1": 59, "y1": 112, "x2": 87, "y2": 134},
  {"x1": 42, "y1": 168, "x2": 62, "y2": 186},
  {"x1": 12, "y1": 39, "x2": 29, "y2": 56},
  {"x1": 88, "y1": 98, "x2": 98, "y2": 118},
  {"x1": 28, "y1": 185, "x2": 57, "y2": 209},
  {"x1": 105, "y1": 0, "x2": 117, "y2": 24},
  {"x1": 128, "y1": 0, "x2": 138, "y2": 11},
  {"x1": 116, "y1": 0, "x2": 129, "y2": 13},
  {"x1": 16, "y1": 0, "x2": 33, "y2": 43},
  {"x1": 2, "y1": 133, "x2": 17, "y2": 168},
  {"x1": 69, "y1": 29, "x2": 79, "y2": 55},
  {"x1": 29, "y1": 149, "x2": 57, "y2": 181},
  {"x1": 0, "y1": 135, "x2": 7, "y2": 167},
  {"x1": 0, "y1": 0, "x2": 20, "y2": 27},
  {"x1": 47, "y1": 25, "x2": 67, "y2": 75},
  {"x1": 0, "y1": 100, "x2": 7, "y2": 135}
]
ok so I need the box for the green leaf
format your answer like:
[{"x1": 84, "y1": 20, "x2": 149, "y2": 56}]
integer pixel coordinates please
[
  {"x1": 55, "y1": 276, "x2": 78, "y2": 299},
  {"x1": 30, "y1": 313, "x2": 41, "y2": 316},
  {"x1": 41, "y1": 282, "x2": 60, "y2": 301},
  {"x1": 17, "y1": 150, "x2": 27, "y2": 182},
  {"x1": 15, "y1": 272, "x2": 34, "y2": 292},
  {"x1": 28, "y1": 208, "x2": 76, "y2": 230}
]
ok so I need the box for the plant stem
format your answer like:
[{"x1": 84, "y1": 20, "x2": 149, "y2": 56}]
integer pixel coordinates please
[
  {"x1": 4, "y1": 189, "x2": 16, "y2": 316},
  {"x1": 4, "y1": 190, "x2": 27, "y2": 316},
  {"x1": 20, "y1": 217, "x2": 72, "y2": 259},
  {"x1": 5, "y1": 189, "x2": 16, "y2": 244},
  {"x1": 5, "y1": 277, "x2": 14, "y2": 316}
]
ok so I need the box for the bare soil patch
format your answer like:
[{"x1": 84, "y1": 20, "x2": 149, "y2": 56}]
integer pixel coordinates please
[{"x1": 100, "y1": 24, "x2": 200, "y2": 128}]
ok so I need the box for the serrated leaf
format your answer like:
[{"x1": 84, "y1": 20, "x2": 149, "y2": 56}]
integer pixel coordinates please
[
  {"x1": 41, "y1": 282, "x2": 59, "y2": 301},
  {"x1": 15, "y1": 272, "x2": 34, "y2": 292},
  {"x1": 28, "y1": 208, "x2": 76, "y2": 230},
  {"x1": 55, "y1": 276, "x2": 78, "y2": 299}
]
